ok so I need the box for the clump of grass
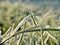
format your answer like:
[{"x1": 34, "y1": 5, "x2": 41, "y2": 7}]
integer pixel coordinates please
[{"x1": 0, "y1": 1, "x2": 60, "y2": 45}]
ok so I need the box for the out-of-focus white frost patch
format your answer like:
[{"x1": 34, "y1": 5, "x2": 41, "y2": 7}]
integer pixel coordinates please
[
  {"x1": 0, "y1": 31, "x2": 1, "y2": 35},
  {"x1": 57, "y1": 26, "x2": 60, "y2": 29},
  {"x1": 45, "y1": 25, "x2": 50, "y2": 28}
]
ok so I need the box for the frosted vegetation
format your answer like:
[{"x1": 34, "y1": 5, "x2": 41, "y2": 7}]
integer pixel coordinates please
[{"x1": 0, "y1": 0, "x2": 60, "y2": 45}]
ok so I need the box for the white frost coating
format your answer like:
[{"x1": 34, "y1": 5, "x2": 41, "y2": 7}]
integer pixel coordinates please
[
  {"x1": 0, "y1": 31, "x2": 1, "y2": 35},
  {"x1": 57, "y1": 26, "x2": 60, "y2": 29},
  {"x1": 1, "y1": 15, "x2": 30, "y2": 44},
  {"x1": 11, "y1": 15, "x2": 30, "y2": 35},
  {"x1": 0, "y1": 31, "x2": 1, "y2": 33},
  {"x1": 45, "y1": 25, "x2": 50, "y2": 28}
]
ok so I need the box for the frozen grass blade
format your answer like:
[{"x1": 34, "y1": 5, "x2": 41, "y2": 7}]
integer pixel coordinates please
[
  {"x1": 41, "y1": 29, "x2": 44, "y2": 45},
  {"x1": 17, "y1": 22, "x2": 26, "y2": 45},
  {"x1": 0, "y1": 15, "x2": 30, "y2": 44},
  {"x1": 1, "y1": 24, "x2": 15, "y2": 43},
  {"x1": 0, "y1": 26, "x2": 60, "y2": 44},
  {"x1": 46, "y1": 31, "x2": 59, "y2": 45},
  {"x1": 44, "y1": 35, "x2": 49, "y2": 44},
  {"x1": 30, "y1": 10, "x2": 44, "y2": 45},
  {"x1": 30, "y1": 11, "x2": 39, "y2": 45},
  {"x1": 10, "y1": 15, "x2": 30, "y2": 36},
  {"x1": 17, "y1": 34, "x2": 24, "y2": 45},
  {"x1": 2, "y1": 27, "x2": 11, "y2": 38}
]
